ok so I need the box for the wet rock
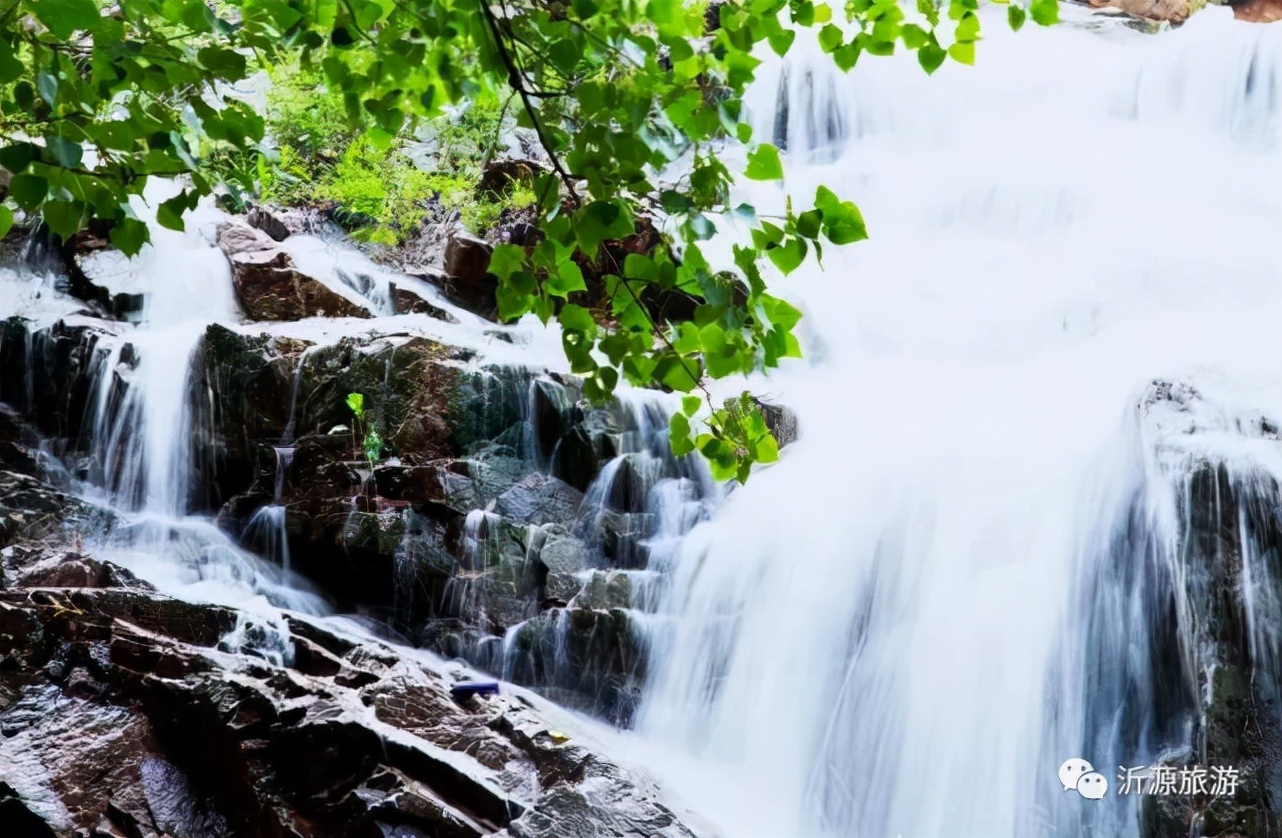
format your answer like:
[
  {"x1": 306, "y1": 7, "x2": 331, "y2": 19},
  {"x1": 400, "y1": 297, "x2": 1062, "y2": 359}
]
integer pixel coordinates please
[
  {"x1": 444, "y1": 233, "x2": 493, "y2": 282},
  {"x1": 290, "y1": 336, "x2": 521, "y2": 464},
  {"x1": 388, "y1": 280, "x2": 458, "y2": 321},
  {"x1": 216, "y1": 220, "x2": 371, "y2": 321},
  {"x1": 501, "y1": 607, "x2": 642, "y2": 724},
  {"x1": 0, "y1": 471, "x2": 113, "y2": 549},
  {"x1": 757, "y1": 399, "x2": 799, "y2": 449},
  {"x1": 0, "y1": 540, "x2": 695, "y2": 838},
  {"x1": 1086, "y1": 0, "x2": 1204, "y2": 22},
  {"x1": 195, "y1": 325, "x2": 310, "y2": 511},
  {"x1": 550, "y1": 425, "x2": 601, "y2": 492},
  {"x1": 533, "y1": 525, "x2": 590, "y2": 605},
  {"x1": 494, "y1": 474, "x2": 584, "y2": 527},
  {"x1": 374, "y1": 464, "x2": 449, "y2": 503},
  {"x1": 422, "y1": 234, "x2": 498, "y2": 321},
  {"x1": 0, "y1": 318, "x2": 111, "y2": 446},
  {"x1": 246, "y1": 206, "x2": 291, "y2": 242},
  {"x1": 574, "y1": 570, "x2": 631, "y2": 611}
]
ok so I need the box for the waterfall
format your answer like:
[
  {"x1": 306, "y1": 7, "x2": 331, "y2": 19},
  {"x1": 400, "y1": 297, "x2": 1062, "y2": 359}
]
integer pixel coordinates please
[{"x1": 633, "y1": 7, "x2": 1282, "y2": 837}]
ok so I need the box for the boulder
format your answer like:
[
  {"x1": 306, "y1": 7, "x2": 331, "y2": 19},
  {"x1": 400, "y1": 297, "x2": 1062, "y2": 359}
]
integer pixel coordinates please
[
  {"x1": 494, "y1": 473, "x2": 584, "y2": 527},
  {"x1": 421, "y1": 233, "x2": 498, "y2": 321},
  {"x1": 215, "y1": 220, "x2": 371, "y2": 321},
  {"x1": 0, "y1": 543, "x2": 694, "y2": 838},
  {"x1": 246, "y1": 206, "x2": 291, "y2": 242},
  {"x1": 478, "y1": 160, "x2": 544, "y2": 198},
  {"x1": 1233, "y1": 0, "x2": 1282, "y2": 20},
  {"x1": 1086, "y1": 0, "x2": 1204, "y2": 22}
]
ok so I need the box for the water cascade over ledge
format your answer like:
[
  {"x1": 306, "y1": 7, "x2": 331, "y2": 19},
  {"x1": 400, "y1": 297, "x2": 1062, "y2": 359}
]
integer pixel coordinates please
[
  {"x1": 4, "y1": 4, "x2": 1282, "y2": 837},
  {"x1": 632, "y1": 6, "x2": 1282, "y2": 838}
]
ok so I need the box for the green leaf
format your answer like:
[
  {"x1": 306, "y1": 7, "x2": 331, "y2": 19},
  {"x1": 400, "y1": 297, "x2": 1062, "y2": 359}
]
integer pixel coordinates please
[
  {"x1": 198, "y1": 46, "x2": 248, "y2": 77},
  {"x1": 948, "y1": 40, "x2": 975, "y2": 65},
  {"x1": 795, "y1": 208, "x2": 822, "y2": 239},
  {"x1": 818, "y1": 23, "x2": 843, "y2": 53},
  {"x1": 346, "y1": 392, "x2": 365, "y2": 418},
  {"x1": 156, "y1": 195, "x2": 188, "y2": 231},
  {"x1": 834, "y1": 42, "x2": 862, "y2": 72},
  {"x1": 110, "y1": 218, "x2": 149, "y2": 256},
  {"x1": 744, "y1": 144, "x2": 784, "y2": 181},
  {"x1": 549, "y1": 260, "x2": 587, "y2": 297},
  {"x1": 815, "y1": 185, "x2": 868, "y2": 245},
  {"x1": 669, "y1": 413, "x2": 695, "y2": 456},
  {"x1": 47, "y1": 136, "x2": 83, "y2": 169},
  {"x1": 41, "y1": 200, "x2": 82, "y2": 240},
  {"x1": 37, "y1": 72, "x2": 58, "y2": 106},
  {"x1": 766, "y1": 237, "x2": 807, "y2": 275},
  {"x1": 8, "y1": 175, "x2": 47, "y2": 212},
  {"x1": 681, "y1": 395, "x2": 702, "y2": 416},
  {"x1": 1030, "y1": 0, "x2": 1059, "y2": 25},
  {"x1": 0, "y1": 42, "x2": 22, "y2": 84},
  {"x1": 487, "y1": 243, "x2": 525, "y2": 281},
  {"x1": 0, "y1": 206, "x2": 12, "y2": 239},
  {"x1": 900, "y1": 23, "x2": 930, "y2": 49},
  {"x1": 623, "y1": 253, "x2": 658, "y2": 280},
  {"x1": 497, "y1": 281, "x2": 535, "y2": 321},
  {"x1": 1007, "y1": 4, "x2": 1026, "y2": 30},
  {"x1": 762, "y1": 295, "x2": 803, "y2": 330},
  {"x1": 363, "y1": 429, "x2": 383, "y2": 462},
  {"x1": 918, "y1": 42, "x2": 947, "y2": 74},
  {"x1": 0, "y1": 143, "x2": 39, "y2": 174},
  {"x1": 576, "y1": 201, "x2": 633, "y2": 253},
  {"x1": 955, "y1": 12, "x2": 981, "y2": 42},
  {"x1": 660, "y1": 190, "x2": 693, "y2": 214},
  {"x1": 767, "y1": 27, "x2": 797, "y2": 56},
  {"x1": 33, "y1": 0, "x2": 101, "y2": 39}
]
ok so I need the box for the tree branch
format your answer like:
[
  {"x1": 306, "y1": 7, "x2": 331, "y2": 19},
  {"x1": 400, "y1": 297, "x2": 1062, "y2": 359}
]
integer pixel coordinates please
[{"x1": 478, "y1": 0, "x2": 580, "y2": 206}]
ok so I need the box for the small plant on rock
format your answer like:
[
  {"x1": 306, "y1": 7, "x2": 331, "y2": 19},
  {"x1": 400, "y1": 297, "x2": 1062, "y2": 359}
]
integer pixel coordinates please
[{"x1": 345, "y1": 392, "x2": 384, "y2": 470}]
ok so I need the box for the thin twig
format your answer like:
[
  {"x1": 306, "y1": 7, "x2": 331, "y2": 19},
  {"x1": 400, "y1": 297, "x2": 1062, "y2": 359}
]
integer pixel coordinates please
[{"x1": 478, "y1": 0, "x2": 580, "y2": 206}]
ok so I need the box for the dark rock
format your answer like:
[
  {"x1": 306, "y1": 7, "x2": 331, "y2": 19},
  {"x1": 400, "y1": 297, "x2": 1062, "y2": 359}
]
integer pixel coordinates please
[
  {"x1": 757, "y1": 399, "x2": 799, "y2": 449},
  {"x1": 374, "y1": 464, "x2": 448, "y2": 503},
  {"x1": 421, "y1": 234, "x2": 498, "y2": 321},
  {"x1": 494, "y1": 473, "x2": 584, "y2": 527},
  {"x1": 550, "y1": 426, "x2": 601, "y2": 493},
  {"x1": 388, "y1": 281, "x2": 458, "y2": 321},
  {"x1": 247, "y1": 206, "x2": 291, "y2": 242},
  {"x1": 477, "y1": 160, "x2": 544, "y2": 198},
  {"x1": 216, "y1": 220, "x2": 371, "y2": 321},
  {"x1": 0, "y1": 538, "x2": 695, "y2": 838},
  {"x1": 444, "y1": 233, "x2": 493, "y2": 280}
]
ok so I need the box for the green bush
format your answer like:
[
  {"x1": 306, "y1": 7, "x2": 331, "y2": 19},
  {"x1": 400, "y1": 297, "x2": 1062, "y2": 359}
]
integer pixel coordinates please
[{"x1": 259, "y1": 70, "x2": 531, "y2": 243}]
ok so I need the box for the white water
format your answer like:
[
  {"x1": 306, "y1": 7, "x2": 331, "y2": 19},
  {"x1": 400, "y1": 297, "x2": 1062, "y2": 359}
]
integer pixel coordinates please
[
  {"x1": 634, "y1": 7, "x2": 1282, "y2": 838},
  {"x1": 4, "y1": 6, "x2": 1282, "y2": 837}
]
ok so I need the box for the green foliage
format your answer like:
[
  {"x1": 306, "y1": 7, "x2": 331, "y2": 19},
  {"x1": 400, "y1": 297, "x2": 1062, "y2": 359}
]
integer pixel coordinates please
[
  {"x1": 345, "y1": 391, "x2": 382, "y2": 466},
  {"x1": 256, "y1": 69, "x2": 521, "y2": 241},
  {"x1": 0, "y1": 0, "x2": 1058, "y2": 482}
]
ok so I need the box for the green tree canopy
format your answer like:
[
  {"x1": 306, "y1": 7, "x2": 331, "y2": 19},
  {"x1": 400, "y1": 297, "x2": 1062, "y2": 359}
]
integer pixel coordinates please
[{"x1": 0, "y1": 0, "x2": 1057, "y2": 481}]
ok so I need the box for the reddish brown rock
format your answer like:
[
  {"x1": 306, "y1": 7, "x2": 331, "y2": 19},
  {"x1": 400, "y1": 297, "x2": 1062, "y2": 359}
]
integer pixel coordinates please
[{"x1": 216, "y1": 221, "x2": 371, "y2": 322}]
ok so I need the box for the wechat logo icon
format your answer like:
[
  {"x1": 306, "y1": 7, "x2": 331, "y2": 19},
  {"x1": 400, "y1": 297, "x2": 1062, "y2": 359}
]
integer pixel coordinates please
[{"x1": 1059, "y1": 758, "x2": 1108, "y2": 800}]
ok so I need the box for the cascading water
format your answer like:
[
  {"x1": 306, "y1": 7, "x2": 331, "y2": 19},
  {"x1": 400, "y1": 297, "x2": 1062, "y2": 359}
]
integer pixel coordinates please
[
  {"x1": 6, "y1": 6, "x2": 1282, "y2": 837},
  {"x1": 631, "y1": 7, "x2": 1282, "y2": 837}
]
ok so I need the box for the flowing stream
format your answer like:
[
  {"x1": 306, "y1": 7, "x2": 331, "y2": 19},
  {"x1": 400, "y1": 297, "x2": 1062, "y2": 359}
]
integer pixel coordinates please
[
  {"x1": 4, "y1": 5, "x2": 1282, "y2": 837},
  {"x1": 630, "y1": 6, "x2": 1282, "y2": 838}
]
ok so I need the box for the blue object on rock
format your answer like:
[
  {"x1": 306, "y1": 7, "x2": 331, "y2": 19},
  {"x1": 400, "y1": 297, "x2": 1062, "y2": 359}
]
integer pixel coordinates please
[{"x1": 450, "y1": 681, "x2": 500, "y2": 699}]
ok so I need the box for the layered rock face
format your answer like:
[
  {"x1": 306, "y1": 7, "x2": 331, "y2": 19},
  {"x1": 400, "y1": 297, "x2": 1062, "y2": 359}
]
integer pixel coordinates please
[
  {"x1": 196, "y1": 326, "x2": 711, "y2": 723},
  {"x1": 0, "y1": 395, "x2": 696, "y2": 838},
  {"x1": 0, "y1": 282, "x2": 733, "y2": 725},
  {"x1": 1068, "y1": 382, "x2": 1282, "y2": 838},
  {"x1": 0, "y1": 550, "x2": 693, "y2": 838}
]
